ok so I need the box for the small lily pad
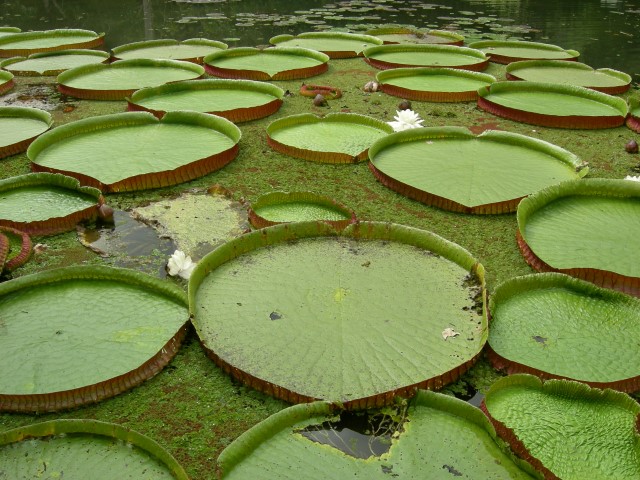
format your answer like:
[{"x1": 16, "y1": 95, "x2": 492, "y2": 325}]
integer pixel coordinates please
[
  {"x1": 270, "y1": 31, "x2": 382, "y2": 58},
  {"x1": 111, "y1": 38, "x2": 227, "y2": 63},
  {"x1": 204, "y1": 47, "x2": 329, "y2": 80},
  {"x1": 0, "y1": 49, "x2": 110, "y2": 76},
  {"x1": 267, "y1": 113, "x2": 393, "y2": 163},
  {"x1": 57, "y1": 58, "x2": 205, "y2": 100},
  {"x1": 248, "y1": 191, "x2": 356, "y2": 229},
  {"x1": 0, "y1": 29, "x2": 105, "y2": 57},
  {"x1": 0, "y1": 106, "x2": 52, "y2": 159}
]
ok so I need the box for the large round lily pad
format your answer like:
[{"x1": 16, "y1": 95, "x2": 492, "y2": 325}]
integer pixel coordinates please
[
  {"x1": 488, "y1": 273, "x2": 640, "y2": 392},
  {"x1": 190, "y1": 221, "x2": 487, "y2": 409},
  {"x1": 0, "y1": 173, "x2": 103, "y2": 235},
  {"x1": 266, "y1": 113, "x2": 393, "y2": 163},
  {"x1": 28, "y1": 111, "x2": 241, "y2": 192},
  {"x1": 369, "y1": 127, "x2": 586, "y2": 214},
  {"x1": 127, "y1": 79, "x2": 284, "y2": 122},
  {"x1": 0, "y1": 29, "x2": 105, "y2": 57},
  {"x1": 363, "y1": 44, "x2": 489, "y2": 71},
  {"x1": 506, "y1": 60, "x2": 631, "y2": 94},
  {"x1": 248, "y1": 191, "x2": 356, "y2": 229},
  {"x1": 0, "y1": 70, "x2": 14, "y2": 95},
  {"x1": 57, "y1": 58, "x2": 205, "y2": 100},
  {"x1": 482, "y1": 375, "x2": 640, "y2": 480},
  {"x1": 111, "y1": 38, "x2": 227, "y2": 63},
  {"x1": 477, "y1": 81, "x2": 628, "y2": 129},
  {"x1": 0, "y1": 49, "x2": 110, "y2": 76},
  {"x1": 517, "y1": 179, "x2": 640, "y2": 296},
  {"x1": 376, "y1": 67, "x2": 495, "y2": 102},
  {"x1": 0, "y1": 106, "x2": 52, "y2": 159},
  {"x1": 204, "y1": 47, "x2": 329, "y2": 80},
  {"x1": 218, "y1": 391, "x2": 537, "y2": 479},
  {"x1": 0, "y1": 266, "x2": 189, "y2": 412},
  {"x1": 270, "y1": 32, "x2": 382, "y2": 58},
  {"x1": 0, "y1": 419, "x2": 188, "y2": 479},
  {"x1": 468, "y1": 40, "x2": 579, "y2": 64},
  {"x1": 365, "y1": 27, "x2": 464, "y2": 46}
]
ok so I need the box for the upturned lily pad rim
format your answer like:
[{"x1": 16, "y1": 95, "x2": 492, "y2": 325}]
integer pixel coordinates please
[
  {"x1": 0, "y1": 265, "x2": 188, "y2": 413},
  {"x1": 248, "y1": 191, "x2": 356, "y2": 229},
  {"x1": 368, "y1": 126, "x2": 585, "y2": 214},
  {"x1": 517, "y1": 178, "x2": 640, "y2": 296},
  {"x1": 0, "y1": 29, "x2": 105, "y2": 57},
  {"x1": 0, "y1": 49, "x2": 110, "y2": 76},
  {"x1": 0, "y1": 106, "x2": 53, "y2": 159},
  {"x1": 0, "y1": 172, "x2": 103, "y2": 235},
  {"x1": 269, "y1": 31, "x2": 383, "y2": 58},
  {"x1": 627, "y1": 98, "x2": 640, "y2": 133},
  {"x1": 28, "y1": 110, "x2": 241, "y2": 193},
  {"x1": 488, "y1": 272, "x2": 640, "y2": 392},
  {"x1": 363, "y1": 43, "x2": 489, "y2": 71},
  {"x1": 477, "y1": 81, "x2": 628, "y2": 129},
  {"x1": 0, "y1": 419, "x2": 189, "y2": 480},
  {"x1": 0, "y1": 27, "x2": 21, "y2": 34},
  {"x1": 203, "y1": 46, "x2": 330, "y2": 80},
  {"x1": 0, "y1": 69, "x2": 14, "y2": 94},
  {"x1": 189, "y1": 220, "x2": 487, "y2": 410},
  {"x1": 266, "y1": 112, "x2": 393, "y2": 163},
  {"x1": 467, "y1": 39, "x2": 580, "y2": 64},
  {"x1": 376, "y1": 67, "x2": 496, "y2": 102},
  {"x1": 111, "y1": 37, "x2": 228, "y2": 62},
  {"x1": 506, "y1": 60, "x2": 631, "y2": 94},
  {"x1": 365, "y1": 27, "x2": 464, "y2": 45},
  {"x1": 0, "y1": 226, "x2": 32, "y2": 273},
  {"x1": 56, "y1": 58, "x2": 205, "y2": 100},
  {"x1": 217, "y1": 389, "x2": 538, "y2": 479},
  {"x1": 126, "y1": 78, "x2": 284, "y2": 122},
  {"x1": 481, "y1": 374, "x2": 640, "y2": 480}
]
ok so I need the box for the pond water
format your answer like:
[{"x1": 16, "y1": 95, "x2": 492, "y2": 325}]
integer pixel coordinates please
[{"x1": 1, "y1": 0, "x2": 639, "y2": 82}]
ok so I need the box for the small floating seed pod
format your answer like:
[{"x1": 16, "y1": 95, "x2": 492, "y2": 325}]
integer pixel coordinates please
[
  {"x1": 313, "y1": 94, "x2": 327, "y2": 106},
  {"x1": 625, "y1": 140, "x2": 638, "y2": 154}
]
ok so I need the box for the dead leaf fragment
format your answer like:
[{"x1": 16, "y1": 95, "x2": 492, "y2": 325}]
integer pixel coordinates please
[{"x1": 442, "y1": 328, "x2": 460, "y2": 340}]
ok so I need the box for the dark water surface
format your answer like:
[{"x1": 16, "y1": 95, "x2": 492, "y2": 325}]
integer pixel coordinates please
[{"x1": 1, "y1": 0, "x2": 639, "y2": 81}]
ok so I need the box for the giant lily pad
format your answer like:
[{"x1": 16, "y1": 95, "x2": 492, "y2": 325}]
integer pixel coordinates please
[
  {"x1": 517, "y1": 179, "x2": 640, "y2": 296},
  {"x1": 365, "y1": 27, "x2": 464, "y2": 46},
  {"x1": 266, "y1": 113, "x2": 392, "y2": 163},
  {"x1": 376, "y1": 67, "x2": 495, "y2": 102},
  {"x1": 627, "y1": 98, "x2": 640, "y2": 133},
  {"x1": 0, "y1": 173, "x2": 103, "y2": 235},
  {"x1": 368, "y1": 127, "x2": 585, "y2": 214},
  {"x1": 488, "y1": 273, "x2": 640, "y2": 392},
  {"x1": 0, "y1": 29, "x2": 105, "y2": 57},
  {"x1": 111, "y1": 38, "x2": 227, "y2": 63},
  {"x1": 0, "y1": 265, "x2": 189, "y2": 412},
  {"x1": 482, "y1": 375, "x2": 640, "y2": 479},
  {"x1": 0, "y1": 49, "x2": 110, "y2": 76},
  {"x1": 0, "y1": 27, "x2": 21, "y2": 38},
  {"x1": 0, "y1": 106, "x2": 52, "y2": 159},
  {"x1": 0, "y1": 419, "x2": 188, "y2": 479},
  {"x1": 127, "y1": 79, "x2": 284, "y2": 122},
  {"x1": 218, "y1": 391, "x2": 537, "y2": 479},
  {"x1": 506, "y1": 60, "x2": 631, "y2": 94},
  {"x1": 57, "y1": 58, "x2": 205, "y2": 100},
  {"x1": 28, "y1": 111, "x2": 240, "y2": 192},
  {"x1": 477, "y1": 81, "x2": 628, "y2": 129},
  {"x1": 204, "y1": 47, "x2": 329, "y2": 80},
  {"x1": 0, "y1": 70, "x2": 15, "y2": 95},
  {"x1": 248, "y1": 191, "x2": 356, "y2": 229},
  {"x1": 468, "y1": 40, "x2": 579, "y2": 64},
  {"x1": 363, "y1": 44, "x2": 489, "y2": 71},
  {"x1": 270, "y1": 32, "x2": 382, "y2": 58},
  {"x1": 190, "y1": 221, "x2": 487, "y2": 409}
]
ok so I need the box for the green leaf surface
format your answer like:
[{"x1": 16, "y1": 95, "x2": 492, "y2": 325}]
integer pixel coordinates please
[
  {"x1": 0, "y1": 49, "x2": 110, "y2": 75},
  {"x1": 191, "y1": 221, "x2": 486, "y2": 407},
  {"x1": 506, "y1": 60, "x2": 631, "y2": 90},
  {"x1": 270, "y1": 32, "x2": 382, "y2": 56},
  {"x1": 0, "y1": 106, "x2": 52, "y2": 148},
  {"x1": 468, "y1": 40, "x2": 579, "y2": 60},
  {"x1": 0, "y1": 419, "x2": 188, "y2": 479},
  {"x1": 218, "y1": 391, "x2": 537, "y2": 479},
  {"x1": 489, "y1": 273, "x2": 640, "y2": 387},
  {"x1": 377, "y1": 67, "x2": 495, "y2": 93},
  {"x1": 204, "y1": 47, "x2": 328, "y2": 77},
  {"x1": 250, "y1": 191, "x2": 354, "y2": 227},
  {"x1": 484, "y1": 375, "x2": 640, "y2": 480},
  {"x1": 112, "y1": 38, "x2": 227, "y2": 61},
  {"x1": 369, "y1": 127, "x2": 583, "y2": 210},
  {"x1": 518, "y1": 179, "x2": 640, "y2": 277},
  {"x1": 0, "y1": 266, "x2": 187, "y2": 396},
  {"x1": 0, "y1": 29, "x2": 104, "y2": 53},
  {"x1": 365, "y1": 28, "x2": 464, "y2": 45},
  {"x1": 364, "y1": 44, "x2": 487, "y2": 68}
]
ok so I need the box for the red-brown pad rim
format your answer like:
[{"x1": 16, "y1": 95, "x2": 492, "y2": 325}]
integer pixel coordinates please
[
  {"x1": 364, "y1": 56, "x2": 489, "y2": 72},
  {"x1": 0, "y1": 226, "x2": 32, "y2": 272},
  {"x1": 627, "y1": 115, "x2": 640, "y2": 134},
  {"x1": 205, "y1": 61, "x2": 328, "y2": 81},
  {"x1": 506, "y1": 72, "x2": 630, "y2": 95},
  {"x1": 267, "y1": 135, "x2": 369, "y2": 164},
  {"x1": 379, "y1": 83, "x2": 479, "y2": 102}
]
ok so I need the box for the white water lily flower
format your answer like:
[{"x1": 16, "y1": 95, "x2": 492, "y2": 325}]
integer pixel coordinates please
[
  {"x1": 387, "y1": 109, "x2": 424, "y2": 132},
  {"x1": 624, "y1": 175, "x2": 640, "y2": 182},
  {"x1": 167, "y1": 250, "x2": 196, "y2": 280}
]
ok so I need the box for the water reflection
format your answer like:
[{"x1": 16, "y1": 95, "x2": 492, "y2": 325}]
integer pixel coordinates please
[{"x1": 0, "y1": 0, "x2": 638, "y2": 79}]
